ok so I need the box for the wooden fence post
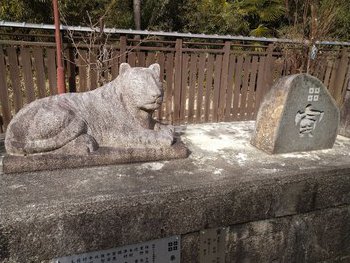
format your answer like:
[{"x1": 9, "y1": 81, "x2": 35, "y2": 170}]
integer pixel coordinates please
[
  {"x1": 47, "y1": 48, "x2": 58, "y2": 95},
  {"x1": 66, "y1": 47, "x2": 76, "y2": 93},
  {"x1": 263, "y1": 44, "x2": 274, "y2": 93},
  {"x1": 120, "y1": 35, "x2": 127, "y2": 63},
  {"x1": 224, "y1": 54, "x2": 236, "y2": 121},
  {"x1": 204, "y1": 55, "x2": 215, "y2": 122},
  {"x1": 196, "y1": 53, "x2": 206, "y2": 123},
  {"x1": 332, "y1": 48, "x2": 349, "y2": 106},
  {"x1": 212, "y1": 54, "x2": 223, "y2": 122},
  {"x1": 219, "y1": 41, "x2": 231, "y2": 122},
  {"x1": 254, "y1": 56, "x2": 266, "y2": 117},
  {"x1": 165, "y1": 53, "x2": 174, "y2": 122},
  {"x1": 180, "y1": 53, "x2": 189, "y2": 123},
  {"x1": 0, "y1": 47, "x2": 11, "y2": 130},
  {"x1": 90, "y1": 51, "x2": 98, "y2": 90},
  {"x1": 232, "y1": 55, "x2": 244, "y2": 120},
  {"x1": 187, "y1": 53, "x2": 197, "y2": 123},
  {"x1": 254, "y1": 44, "x2": 274, "y2": 117},
  {"x1": 252, "y1": 43, "x2": 275, "y2": 115},
  {"x1": 156, "y1": 52, "x2": 166, "y2": 121},
  {"x1": 78, "y1": 50, "x2": 88, "y2": 92},
  {"x1": 33, "y1": 47, "x2": 47, "y2": 98},
  {"x1": 7, "y1": 47, "x2": 23, "y2": 112},
  {"x1": 20, "y1": 47, "x2": 36, "y2": 102},
  {"x1": 173, "y1": 38, "x2": 183, "y2": 124}
]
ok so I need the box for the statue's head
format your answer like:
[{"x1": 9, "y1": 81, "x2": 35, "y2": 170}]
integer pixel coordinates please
[{"x1": 118, "y1": 63, "x2": 163, "y2": 112}]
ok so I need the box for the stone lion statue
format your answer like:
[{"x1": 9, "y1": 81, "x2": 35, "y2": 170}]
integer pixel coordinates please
[{"x1": 5, "y1": 63, "x2": 174, "y2": 155}]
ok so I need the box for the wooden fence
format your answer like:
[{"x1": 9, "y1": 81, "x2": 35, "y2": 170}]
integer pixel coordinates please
[{"x1": 0, "y1": 35, "x2": 349, "y2": 132}]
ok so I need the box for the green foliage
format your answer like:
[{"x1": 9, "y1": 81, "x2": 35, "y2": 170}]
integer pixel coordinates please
[
  {"x1": 234, "y1": 0, "x2": 286, "y2": 37},
  {"x1": 97, "y1": 0, "x2": 134, "y2": 28},
  {"x1": 59, "y1": 0, "x2": 110, "y2": 25},
  {"x1": 277, "y1": 0, "x2": 350, "y2": 41},
  {"x1": 141, "y1": 0, "x2": 184, "y2": 31},
  {"x1": 59, "y1": 0, "x2": 134, "y2": 28},
  {"x1": 235, "y1": 0, "x2": 286, "y2": 22},
  {"x1": 0, "y1": 0, "x2": 53, "y2": 23},
  {"x1": 330, "y1": 0, "x2": 350, "y2": 41},
  {"x1": 0, "y1": 0, "x2": 134, "y2": 28},
  {"x1": 0, "y1": 0, "x2": 349, "y2": 41},
  {"x1": 182, "y1": 0, "x2": 249, "y2": 35},
  {"x1": 250, "y1": 24, "x2": 270, "y2": 37}
]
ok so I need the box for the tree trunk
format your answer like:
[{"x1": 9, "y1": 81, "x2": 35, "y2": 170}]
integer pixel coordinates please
[{"x1": 133, "y1": 0, "x2": 141, "y2": 30}]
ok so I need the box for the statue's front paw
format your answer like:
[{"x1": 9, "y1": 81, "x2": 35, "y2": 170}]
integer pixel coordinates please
[
  {"x1": 154, "y1": 122, "x2": 174, "y2": 132},
  {"x1": 164, "y1": 124, "x2": 175, "y2": 135},
  {"x1": 154, "y1": 122, "x2": 162, "y2": 131},
  {"x1": 158, "y1": 128, "x2": 175, "y2": 146}
]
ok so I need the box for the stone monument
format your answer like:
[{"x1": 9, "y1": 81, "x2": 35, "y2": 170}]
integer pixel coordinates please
[
  {"x1": 339, "y1": 92, "x2": 350, "y2": 137},
  {"x1": 3, "y1": 63, "x2": 188, "y2": 173},
  {"x1": 251, "y1": 74, "x2": 339, "y2": 154}
]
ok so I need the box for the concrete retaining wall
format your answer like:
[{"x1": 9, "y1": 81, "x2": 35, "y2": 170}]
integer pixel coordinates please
[{"x1": 1, "y1": 122, "x2": 350, "y2": 262}]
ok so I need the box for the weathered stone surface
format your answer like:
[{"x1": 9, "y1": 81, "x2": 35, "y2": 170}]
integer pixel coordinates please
[
  {"x1": 182, "y1": 207, "x2": 350, "y2": 263},
  {"x1": 3, "y1": 63, "x2": 188, "y2": 172},
  {"x1": 1, "y1": 122, "x2": 350, "y2": 262},
  {"x1": 339, "y1": 93, "x2": 350, "y2": 137},
  {"x1": 251, "y1": 74, "x2": 339, "y2": 154},
  {"x1": 225, "y1": 206, "x2": 350, "y2": 263}
]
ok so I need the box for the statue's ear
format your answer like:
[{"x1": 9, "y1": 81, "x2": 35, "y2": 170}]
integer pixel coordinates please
[
  {"x1": 119, "y1": 63, "x2": 131, "y2": 75},
  {"x1": 149, "y1": 63, "x2": 160, "y2": 77}
]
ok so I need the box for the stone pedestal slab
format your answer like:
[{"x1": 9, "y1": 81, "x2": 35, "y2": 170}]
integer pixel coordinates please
[{"x1": 3, "y1": 140, "x2": 188, "y2": 174}]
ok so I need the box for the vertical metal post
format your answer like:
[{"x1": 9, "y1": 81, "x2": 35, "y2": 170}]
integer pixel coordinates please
[{"x1": 52, "y1": 0, "x2": 66, "y2": 94}]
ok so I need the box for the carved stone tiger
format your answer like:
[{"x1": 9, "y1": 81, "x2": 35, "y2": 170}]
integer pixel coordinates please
[{"x1": 5, "y1": 63, "x2": 174, "y2": 155}]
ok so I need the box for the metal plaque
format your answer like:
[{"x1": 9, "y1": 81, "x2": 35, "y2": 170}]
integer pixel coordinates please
[
  {"x1": 199, "y1": 227, "x2": 228, "y2": 263},
  {"x1": 53, "y1": 235, "x2": 180, "y2": 263}
]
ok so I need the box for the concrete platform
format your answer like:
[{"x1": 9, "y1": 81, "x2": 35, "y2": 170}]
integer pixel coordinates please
[{"x1": 0, "y1": 121, "x2": 350, "y2": 262}]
